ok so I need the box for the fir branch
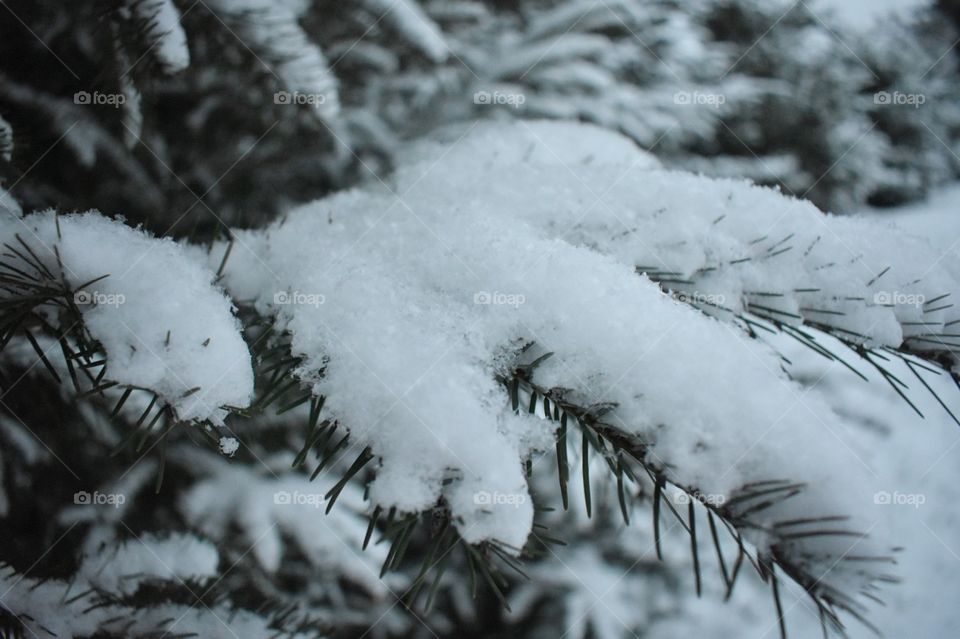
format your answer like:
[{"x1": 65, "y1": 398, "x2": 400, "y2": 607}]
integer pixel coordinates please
[{"x1": 498, "y1": 355, "x2": 892, "y2": 639}]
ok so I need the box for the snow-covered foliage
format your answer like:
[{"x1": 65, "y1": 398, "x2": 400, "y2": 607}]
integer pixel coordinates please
[
  {"x1": 214, "y1": 119, "x2": 954, "y2": 613},
  {"x1": 397, "y1": 121, "x2": 959, "y2": 364},
  {"x1": 0, "y1": 209, "x2": 253, "y2": 423},
  {"x1": 0, "y1": 563, "x2": 319, "y2": 639},
  {"x1": 80, "y1": 529, "x2": 219, "y2": 595},
  {"x1": 363, "y1": 0, "x2": 450, "y2": 63},
  {"x1": 4, "y1": 0, "x2": 957, "y2": 228},
  {"x1": 3, "y1": 113, "x2": 959, "y2": 636},
  {"x1": 2, "y1": 1, "x2": 959, "y2": 637},
  {"x1": 205, "y1": 0, "x2": 340, "y2": 117},
  {"x1": 180, "y1": 448, "x2": 388, "y2": 590},
  {"x1": 120, "y1": 0, "x2": 190, "y2": 73}
]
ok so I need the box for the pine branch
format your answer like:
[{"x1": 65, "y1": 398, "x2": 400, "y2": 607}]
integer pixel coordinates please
[
  {"x1": 498, "y1": 353, "x2": 892, "y2": 639},
  {"x1": 0, "y1": 235, "x2": 243, "y2": 465}
]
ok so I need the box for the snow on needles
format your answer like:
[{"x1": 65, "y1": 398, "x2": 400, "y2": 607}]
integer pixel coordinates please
[
  {"x1": 179, "y1": 451, "x2": 389, "y2": 594},
  {"x1": 0, "y1": 210, "x2": 253, "y2": 424},
  {"x1": 205, "y1": 0, "x2": 339, "y2": 117},
  {"x1": 123, "y1": 0, "x2": 190, "y2": 73},
  {"x1": 217, "y1": 120, "x2": 933, "y2": 601},
  {"x1": 80, "y1": 530, "x2": 219, "y2": 596}
]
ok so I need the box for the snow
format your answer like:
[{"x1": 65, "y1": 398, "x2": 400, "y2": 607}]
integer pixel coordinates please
[
  {"x1": 205, "y1": 0, "x2": 339, "y2": 117},
  {"x1": 179, "y1": 450, "x2": 389, "y2": 594},
  {"x1": 0, "y1": 114, "x2": 11, "y2": 162},
  {"x1": 364, "y1": 0, "x2": 449, "y2": 63},
  {"x1": 80, "y1": 530, "x2": 219, "y2": 595},
  {"x1": 0, "y1": 1, "x2": 956, "y2": 634},
  {"x1": 144, "y1": 605, "x2": 315, "y2": 638},
  {"x1": 0, "y1": 185, "x2": 19, "y2": 217},
  {"x1": 125, "y1": 0, "x2": 190, "y2": 73},
  {"x1": 883, "y1": 183, "x2": 960, "y2": 259},
  {"x1": 218, "y1": 434, "x2": 240, "y2": 455},
  {"x1": 776, "y1": 330, "x2": 960, "y2": 639},
  {"x1": 0, "y1": 563, "x2": 312, "y2": 639},
  {"x1": 213, "y1": 119, "x2": 942, "y2": 605},
  {"x1": 0, "y1": 569, "x2": 103, "y2": 638},
  {"x1": 814, "y1": 0, "x2": 932, "y2": 30},
  {"x1": 512, "y1": 323, "x2": 960, "y2": 639},
  {"x1": 0, "y1": 210, "x2": 254, "y2": 424},
  {"x1": 647, "y1": 185, "x2": 960, "y2": 638},
  {"x1": 400, "y1": 118, "x2": 661, "y2": 170}
]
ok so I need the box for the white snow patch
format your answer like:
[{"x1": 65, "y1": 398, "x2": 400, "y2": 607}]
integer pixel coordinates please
[
  {"x1": 81, "y1": 531, "x2": 218, "y2": 596},
  {"x1": 125, "y1": 0, "x2": 190, "y2": 72},
  {"x1": 0, "y1": 211, "x2": 254, "y2": 423}
]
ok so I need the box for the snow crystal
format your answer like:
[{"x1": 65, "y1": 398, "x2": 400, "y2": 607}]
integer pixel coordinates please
[{"x1": 218, "y1": 435, "x2": 240, "y2": 456}]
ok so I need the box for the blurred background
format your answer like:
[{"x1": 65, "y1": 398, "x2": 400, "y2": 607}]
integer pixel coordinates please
[{"x1": 1, "y1": 0, "x2": 958, "y2": 238}]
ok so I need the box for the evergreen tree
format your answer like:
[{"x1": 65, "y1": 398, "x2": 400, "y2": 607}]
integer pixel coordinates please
[{"x1": 1, "y1": 2, "x2": 959, "y2": 638}]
